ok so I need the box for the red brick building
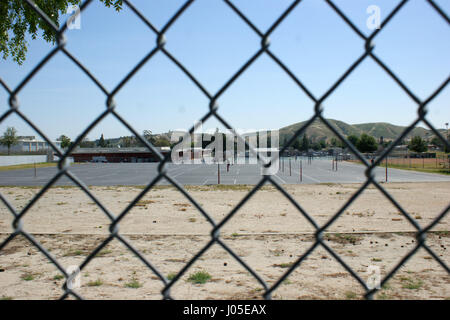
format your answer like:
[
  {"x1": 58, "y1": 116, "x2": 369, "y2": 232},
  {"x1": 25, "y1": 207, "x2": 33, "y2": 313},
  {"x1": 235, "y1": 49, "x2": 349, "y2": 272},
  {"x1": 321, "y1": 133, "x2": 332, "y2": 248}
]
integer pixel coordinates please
[{"x1": 72, "y1": 147, "x2": 170, "y2": 163}]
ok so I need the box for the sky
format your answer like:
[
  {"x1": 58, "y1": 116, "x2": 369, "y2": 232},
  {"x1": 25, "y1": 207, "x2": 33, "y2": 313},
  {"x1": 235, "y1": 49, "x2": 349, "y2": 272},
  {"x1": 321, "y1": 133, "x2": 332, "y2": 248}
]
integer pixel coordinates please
[{"x1": 0, "y1": 0, "x2": 449, "y2": 141}]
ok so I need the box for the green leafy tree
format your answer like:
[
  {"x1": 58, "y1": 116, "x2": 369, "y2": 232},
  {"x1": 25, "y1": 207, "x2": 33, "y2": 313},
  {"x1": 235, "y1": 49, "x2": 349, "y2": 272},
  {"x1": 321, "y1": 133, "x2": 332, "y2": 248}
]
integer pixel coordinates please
[
  {"x1": 301, "y1": 134, "x2": 309, "y2": 151},
  {"x1": 408, "y1": 136, "x2": 427, "y2": 153},
  {"x1": 347, "y1": 134, "x2": 359, "y2": 147},
  {"x1": 153, "y1": 137, "x2": 171, "y2": 147},
  {"x1": 120, "y1": 136, "x2": 138, "y2": 148},
  {"x1": 356, "y1": 133, "x2": 378, "y2": 153},
  {"x1": 57, "y1": 134, "x2": 71, "y2": 149},
  {"x1": 142, "y1": 130, "x2": 155, "y2": 145},
  {"x1": 0, "y1": 126, "x2": 19, "y2": 154},
  {"x1": 292, "y1": 138, "x2": 301, "y2": 150},
  {"x1": 330, "y1": 137, "x2": 344, "y2": 148},
  {"x1": 430, "y1": 136, "x2": 444, "y2": 150},
  {"x1": 311, "y1": 142, "x2": 322, "y2": 151},
  {"x1": 98, "y1": 133, "x2": 107, "y2": 147},
  {"x1": 319, "y1": 139, "x2": 327, "y2": 149},
  {"x1": 1, "y1": 0, "x2": 123, "y2": 65}
]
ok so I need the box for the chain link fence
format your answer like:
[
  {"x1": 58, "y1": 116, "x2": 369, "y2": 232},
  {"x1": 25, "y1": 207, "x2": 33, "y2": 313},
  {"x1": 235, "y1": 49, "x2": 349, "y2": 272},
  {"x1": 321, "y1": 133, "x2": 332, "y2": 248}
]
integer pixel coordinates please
[{"x1": 0, "y1": 0, "x2": 449, "y2": 300}]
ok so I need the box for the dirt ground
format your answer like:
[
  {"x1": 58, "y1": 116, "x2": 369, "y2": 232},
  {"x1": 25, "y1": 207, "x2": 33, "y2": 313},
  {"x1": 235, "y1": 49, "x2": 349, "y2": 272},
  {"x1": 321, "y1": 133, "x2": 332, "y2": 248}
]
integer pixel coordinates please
[{"x1": 0, "y1": 182, "x2": 448, "y2": 300}]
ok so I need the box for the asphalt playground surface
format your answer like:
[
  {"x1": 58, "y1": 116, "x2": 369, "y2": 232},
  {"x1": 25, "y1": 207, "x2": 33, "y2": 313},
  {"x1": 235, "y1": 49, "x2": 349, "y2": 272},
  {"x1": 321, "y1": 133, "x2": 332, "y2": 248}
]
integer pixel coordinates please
[{"x1": 1, "y1": 157, "x2": 450, "y2": 186}]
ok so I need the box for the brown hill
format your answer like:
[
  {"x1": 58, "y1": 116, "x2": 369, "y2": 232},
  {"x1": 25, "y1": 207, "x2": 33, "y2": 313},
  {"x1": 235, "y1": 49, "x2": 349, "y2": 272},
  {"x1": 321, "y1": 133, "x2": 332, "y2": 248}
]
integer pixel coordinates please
[{"x1": 279, "y1": 119, "x2": 443, "y2": 143}]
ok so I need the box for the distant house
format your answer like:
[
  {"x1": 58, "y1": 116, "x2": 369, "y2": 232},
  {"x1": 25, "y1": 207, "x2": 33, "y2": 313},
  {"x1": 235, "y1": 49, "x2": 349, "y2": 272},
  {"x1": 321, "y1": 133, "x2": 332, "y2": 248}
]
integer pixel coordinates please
[{"x1": 0, "y1": 136, "x2": 61, "y2": 153}]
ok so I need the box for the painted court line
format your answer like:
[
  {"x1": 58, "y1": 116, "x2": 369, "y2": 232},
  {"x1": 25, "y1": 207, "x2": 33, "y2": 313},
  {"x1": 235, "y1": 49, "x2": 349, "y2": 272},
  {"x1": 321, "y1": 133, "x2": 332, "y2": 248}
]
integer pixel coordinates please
[
  {"x1": 290, "y1": 169, "x2": 321, "y2": 183},
  {"x1": 170, "y1": 165, "x2": 203, "y2": 178},
  {"x1": 274, "y1": 173, "x2": 286, "y2": 184}
]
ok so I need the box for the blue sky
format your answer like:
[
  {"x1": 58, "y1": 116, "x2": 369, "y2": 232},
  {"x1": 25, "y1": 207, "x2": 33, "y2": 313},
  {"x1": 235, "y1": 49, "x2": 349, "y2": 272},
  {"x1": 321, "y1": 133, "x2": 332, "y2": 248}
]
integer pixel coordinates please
[{"x1": 0, "y1": 0, "x2": 449, "y2": 141}]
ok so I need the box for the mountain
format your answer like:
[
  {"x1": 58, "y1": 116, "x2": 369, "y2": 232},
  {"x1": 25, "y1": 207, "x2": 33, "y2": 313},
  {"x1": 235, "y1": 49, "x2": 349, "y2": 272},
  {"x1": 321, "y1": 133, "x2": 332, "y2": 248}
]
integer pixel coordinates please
[
  {"x1": 279, "y1": 119, "x2": 443, "y2": 143},
  {"x1": 352, "y1": 122, "x2": 430, "y2": 140}
]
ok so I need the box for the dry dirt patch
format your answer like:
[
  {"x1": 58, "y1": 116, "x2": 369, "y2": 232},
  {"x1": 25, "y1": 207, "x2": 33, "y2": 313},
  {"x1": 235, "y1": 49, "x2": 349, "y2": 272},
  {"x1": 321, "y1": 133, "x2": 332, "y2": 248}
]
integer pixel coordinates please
[{"x1": 0, "y1": 182, "x2": 448, "y2": 299}]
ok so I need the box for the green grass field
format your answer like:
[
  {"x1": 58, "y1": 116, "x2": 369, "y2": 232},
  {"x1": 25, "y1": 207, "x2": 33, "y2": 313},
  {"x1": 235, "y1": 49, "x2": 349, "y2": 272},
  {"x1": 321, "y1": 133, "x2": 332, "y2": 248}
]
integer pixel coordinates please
[
  {"x1": 380, "y1": 163, "x2": 450, "y2": 175},
  {"x1": 349, "y1": 157, "x2": 450, "y2": 175},
  {"x1": 382, "y1": 157, "x2": 450, "y2": 175}
]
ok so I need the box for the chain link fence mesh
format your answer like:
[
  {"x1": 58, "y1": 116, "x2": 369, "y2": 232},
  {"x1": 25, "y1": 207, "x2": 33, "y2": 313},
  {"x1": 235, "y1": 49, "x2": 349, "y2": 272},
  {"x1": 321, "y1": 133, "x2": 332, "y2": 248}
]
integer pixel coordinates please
[{"x1": 0, "y1": 0, "x2": 449, "y2": 300}]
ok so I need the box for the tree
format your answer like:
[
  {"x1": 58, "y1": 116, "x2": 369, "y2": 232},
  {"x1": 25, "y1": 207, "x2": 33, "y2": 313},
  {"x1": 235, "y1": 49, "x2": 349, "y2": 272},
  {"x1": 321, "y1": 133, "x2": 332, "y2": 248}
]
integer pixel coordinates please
[
  {"x1": 330, "y1": 137, "x2": 344, "y2": 148},
  {"x1": 153, "y1": 137, "x2": 171, "y2": 147},
  {"x1": 292, "y1": 138, "x2": 301, "y2": 151},
  {"x1": 57, "y1": 134, "x2": 71, "y2": 149},
  {"x1": 356, "y1": 133, "x2": 378, "y2": 153},
  {"x1": 142, "y1": 130, "x2": 155, "y2": 145},
  {"x1": 1, "y1": 0, "x2": 123, "y2": 65},
  {"x1": 408, "y1": 136, "x2": 427, "y2": 153},
  {"x1": 0, "y1": 127, "x2": 19, "y2": 154},
  {"x1": 98, "y1": 134, "x2": 107, "y2": 147},
  {"x1": 347, "y1": 134, "x2": 359, "y2": 147},
  {"x1": 430, "y1": 136, "x2": 444, "y2": 150},
  {"x1": 120, "y1": 136, "x2": 137, "y2": 148},
  {"x1": 301, "y1": 134, "x2": 309, "y2": 151},
  {"x1": 319, "y1": 139, "x2": 327, "y2": 149},
  {"x1": 311, "y1": 142, "x2": 322, "y2": 151}
]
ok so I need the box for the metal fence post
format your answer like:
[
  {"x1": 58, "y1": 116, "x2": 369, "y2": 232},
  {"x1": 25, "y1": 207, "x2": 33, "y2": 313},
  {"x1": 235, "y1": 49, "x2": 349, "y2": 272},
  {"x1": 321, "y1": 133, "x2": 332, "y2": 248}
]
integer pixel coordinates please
[
  {"x1": 217, "y1": 163, "x2": 220, "y2": 185},
  {"x1": 386, "y1": 156, "x2": 388, "y2": 182},
  {"x1": 289, "y1": 158, "x2": 291, "y2": 176},
  {"x1": 300, "y1": 160, "x2": 302, "y2": 182}
]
